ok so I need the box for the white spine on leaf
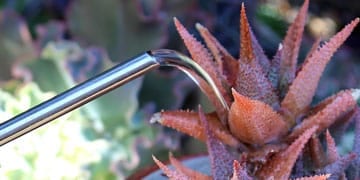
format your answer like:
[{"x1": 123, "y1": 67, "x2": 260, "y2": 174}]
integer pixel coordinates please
[{"x1": 352, "y1": 89, "x2": 360, "y2": 104}]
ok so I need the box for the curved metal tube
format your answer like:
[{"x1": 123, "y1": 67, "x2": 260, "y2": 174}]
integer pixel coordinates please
[
  {"x1": 0, "y1": 49, "x2": 227, "y2": 146},
  {"x1": 150, "y1": 49, "x2": 229, "y2": 111}
]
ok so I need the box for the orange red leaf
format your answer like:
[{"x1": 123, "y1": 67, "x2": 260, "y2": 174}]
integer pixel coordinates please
[
  {"x1": 281, "y1": 18, "x2": 359, "y2": 123},
  {"x1": 229, "y1": 89, "x2": 288, "y2": 145},
  {"x1": 295, "y1": 174, "x2": 331, "y2": 180},
  {"x1": 325, "y1": 130, "x2": 339, "y2": 164},
  {"x1": 169, "y1": 153, "x2": 211, "y2": 180},
  {"x1": 174, "y1": 18, "x2": 231, "y2": 121},
  {"x1": 256, "y1": 126, "x2": 318, "y2": 179},
  {"x1": 278, "y1": 0, "x2": 309, "y2": 94},
  {"x1": 152, "y1": 155, "x2": 189, "y2": 179},
  {"x1": 196, "y1": 23, "x2": 238, "y2": 86},
  {"x1": 231, "y1": 160, "x2": 252, "y2": 180},
  {"x1": 288, "y1": 90, "x2": 357, "y2": 141},
  {"x1": 150, "y1": 110, "x2": 240, "y2": 147}
]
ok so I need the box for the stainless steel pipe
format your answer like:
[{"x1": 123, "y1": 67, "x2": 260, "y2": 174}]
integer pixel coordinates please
[{"x1": 0, "y1": 49, "x2": 228, "y2": 146}]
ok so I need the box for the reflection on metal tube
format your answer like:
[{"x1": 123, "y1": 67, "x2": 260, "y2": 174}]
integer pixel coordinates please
[{"x1": 0, "y1": 49, "x2": 227, "y2": 146}]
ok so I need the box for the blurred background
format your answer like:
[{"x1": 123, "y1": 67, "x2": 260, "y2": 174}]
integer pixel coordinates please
[{"x1": 0, "y1": 0, "x2": 359, "y2": 179}]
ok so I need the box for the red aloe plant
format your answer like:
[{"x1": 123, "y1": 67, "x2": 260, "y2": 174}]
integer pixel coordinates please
[{"x1": 150, "y1": 0, "x2": 360, "y2": 179}]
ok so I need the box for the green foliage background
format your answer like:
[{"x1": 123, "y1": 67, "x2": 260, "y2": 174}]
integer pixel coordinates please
[{"x1": 0, "y1": 0, "x2": 359, "y2": 179}]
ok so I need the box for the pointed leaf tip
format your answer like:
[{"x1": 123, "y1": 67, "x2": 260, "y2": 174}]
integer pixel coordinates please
[
  {"x1": 196, "y1": 21, "x2": 238, "y2": 87},
  {"x1": 257, "y1": 126, "x2": 318, "y2": 179},
  {"x1": 174, "y1": 18, "x2": 230, "y2": 120},
  {"x1": 282, "y1": 18, "x2": 359, "y2": 122},
  {"x1": 229, "y1": 89, "x2": 287, "y2": 145},
  {"x1": 240, "y1": 3, "x2": 255, "y2": 62},
  {"x1": 278, "y1": 0, "x2": 309, "y2": 94},
  {"x1": 288, "y1": 90, "x2": 357, "y2": 141},
  {"x1": 152, "y1": 155, "x2": 189, "y2": 179},
  {"x1": 169, "y1": 153, "x2": 211, "y2": 179},
  {"x1": 156, "y1": 110, "x2": 239, "y2": 147},
  {"x1": 325, "y1": 130, "x2": 339, "y2": 164}
]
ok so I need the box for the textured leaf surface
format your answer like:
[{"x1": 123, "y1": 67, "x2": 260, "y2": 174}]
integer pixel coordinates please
[
  {"x1": 309, "y1": 136, "x2": 327, "y2": 168},
  {"x1": 317, "y1": 153, "x2": 356, "y2": 179},
  {"x1": 325, "y1": 130, "x2": 339, "y2": 164},
  {"x1": 229, "y1": 89, "x2": 287, "y2": 145},
  {"x1": 349, "y1": 108, "x2": 360, "y2": 179},
  {"x1": 295, "y1": 174, "x2": 331, "y2": 180},
  {"x1": 249, "y1": 30, "x2": 270, "y2": 73},
  {"x1": 257, "y1": 126, "x2": 317, "y2": 179},
  {"x1": 199, "y1": 106, "x2": 235, "y2": 179},
  {"x1": 268, "y1": 44, "x2": 283, "y2": 89},
  {"x1": 174, "y1": 18, "x2": 230, "y2": 120},
  {"x1": 239, "y1": 4, "x2": 255, "y2": 64},
  {"x1": 235, "y1": 4, "x2": 279, "y2": 107},
  {"x1": 288, "y1": 90, "x2": 357, "y2": 141},
  {"x1": 151, "y1": 111, "x2": 239, "y2": 147},
  {"x1": 196, "y1": 23, "x2": 238, "y2": 87},
  {"x1": 281, "y1": 18, "x2": 359, "y2": 122},
  {"x1": 169, "y1": 153, "x2": 211, "y2": 179},
  {"x1": 230, "y1": 160, "x2": 252, "y2": 180},
  {"x1": 278, "y1": 0, "x2": 309, "y2": 94},
  {"x1": 152, "y1": 155, "x2": 189, "y2": 179}
]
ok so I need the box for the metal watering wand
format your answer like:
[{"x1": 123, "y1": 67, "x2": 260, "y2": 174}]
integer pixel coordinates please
[{"x1": 0, "y1": 49, "x2": 229, "y2": 146}]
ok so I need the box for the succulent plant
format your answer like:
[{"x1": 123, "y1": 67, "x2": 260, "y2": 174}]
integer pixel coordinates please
[{"x1": 151, "y1": 0, "x2": 360, "y2": 179}]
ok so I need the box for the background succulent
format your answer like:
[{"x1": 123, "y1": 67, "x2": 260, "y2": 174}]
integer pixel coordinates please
[{"x1": 0, "y1": 0, "x2": 359, "y2": 179}]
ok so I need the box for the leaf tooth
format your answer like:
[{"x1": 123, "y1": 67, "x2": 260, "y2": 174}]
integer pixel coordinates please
[
  {"x1": 281, "y1": 18, "x2": 359, "y2": 123},
  {"x1": 152, "y1": 110, "x2": 240, "y2": 147},
  {"x1": 294, "y1": 174, "x2": 331, "y2": 180},
  {"x1": 278, "y1": 0, "x2": 309, "y2": 93},
  {"x1": 287, "y1": 90, "x2": 357, "y2": 141},
  {"x1": 256, "y1": 126, "x2": 318, "y2": 179},
  {"x1": 196, "y1": 23, "x2": 238, "y2": 86},
  {"x1": 298, "y1": 37, "x2": 321, "y2": 71}
]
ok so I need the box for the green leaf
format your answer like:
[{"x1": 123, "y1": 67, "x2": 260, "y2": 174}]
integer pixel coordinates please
[{"x1": 67, "y1": 0, "x2": 166, "y2": 61}]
